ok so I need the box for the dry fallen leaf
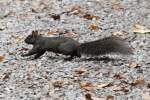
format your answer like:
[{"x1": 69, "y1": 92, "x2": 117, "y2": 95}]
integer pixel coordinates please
[
  {"x1": 96, "y1": 83, "x2": 113, "y2": 89},
  {"x1": 128, "y1": 62, "x2": 141, "y2": 68},
  {"x1": 80, "y1": 82, "x2": 112, "y2": 90},
  {"x1": 80, "y1": 82, "x2": 94, "y2": 90},
  {"x1": 89, "y1": 24, "x2": 99, "y2": 31},
  {"x1": 52, "y1": 80, "x2": 64, "y2": 88},
  {"x1": 83, "y1": 14, "x2": 100, "y2": 20},
  {"x1": 133, "y1": 24, "x2": 150, "y2": 34},
  {"x1": 74, "y1": 68, "x2": 86, "y2": 76},
  {"x1": 112, "y1": 85, "x2": 129, "y2": 92},
  {"x1": 107, "y1": 95, "x2": 114, "y2": 100},
  {"x1": 0, "y1": 55, "x2": 5, "y2": 62},
  {"x1": 132, "y1": 77, "x2": 145, "y2": 86},
  {"x1": 69, "y1": 6, "x2": 85, "y2": 15}
]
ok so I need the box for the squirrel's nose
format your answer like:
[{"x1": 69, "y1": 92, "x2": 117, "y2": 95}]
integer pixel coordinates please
[{"x1": 24, "y1": 38, "x2": 29, "y2": 44}]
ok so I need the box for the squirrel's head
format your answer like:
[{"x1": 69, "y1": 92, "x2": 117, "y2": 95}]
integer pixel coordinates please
[{"x1": 25, "y1": 31, "x2": 40, "y2": 44}]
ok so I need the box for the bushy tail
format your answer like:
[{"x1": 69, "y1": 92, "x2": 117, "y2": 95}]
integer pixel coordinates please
[{"x1": 78, "y1": 36, "x2": 133, "y2": 55}]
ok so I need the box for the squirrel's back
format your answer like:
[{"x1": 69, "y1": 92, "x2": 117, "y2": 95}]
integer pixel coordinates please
[
  {"x1": 36, "y1": 36, "x2": 79, "y2": 46},
  {"x1": 34, "y1": 36, "x2": 80, "y2": 54}
]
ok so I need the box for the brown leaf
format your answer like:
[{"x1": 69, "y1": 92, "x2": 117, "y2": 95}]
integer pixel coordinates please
[
  {"x1": 69, "y1": 6, "x2": 85, "y2": 15},
  {"x1": 74, "y1": 68, "x2": 86, "y2": 76},
  {"x1": 133, "y1": 24, "x2": 150, "y2": 34},
  {"x1": 80, "y1": 82, "x2": 94, "y2": 90},
  {"x1": 132, "y1": 77, "x2": 145, "y2": 86},
  {"x1": 80, "y1": 82, "x2": 112, "y2": 90},
  {"x1": 107, "y1": 95, "x2": 114, "y2": 100},
  {"x1": 112, "y1": 85, "x2": 129, "y2": 92},
  {"x1": 128, "y1": 62, "x2": 141, "y2": 68},
  {"x1": 83, "y1": 14, "x2": 100, "y2": 20},
  {"x1": 0, "y1": 55, "x2": 5, "y2": 62},
  {"x1": 52, "y1": 80, "x2": 64, "y2": 88},
  {"x1": 96, "y1": 83, "x2": 113, "y2": 89},
  {"x1": 89, "y1": 24, "x2": 99, "y2": 31}
]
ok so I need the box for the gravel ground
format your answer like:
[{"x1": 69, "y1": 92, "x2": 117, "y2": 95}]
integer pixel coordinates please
[{"x1": 0, "y1": 0, "x2": 150, "y2": 100}]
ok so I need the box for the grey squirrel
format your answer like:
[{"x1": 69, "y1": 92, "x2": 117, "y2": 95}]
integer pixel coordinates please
[{"x1": 21, "y1": 31, "x2": 133, "y2": 60}]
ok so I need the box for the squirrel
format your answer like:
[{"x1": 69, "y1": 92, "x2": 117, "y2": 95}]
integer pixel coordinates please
[{"x1": 21, "y1": 31, "x2": 133, "y2": 60}]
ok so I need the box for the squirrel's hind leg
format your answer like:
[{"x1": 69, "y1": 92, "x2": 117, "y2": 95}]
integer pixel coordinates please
[
  {"x1": 33, "y1": 50, "x2": 46, "y2": 59},
  {"x1": 64, "y1": 51, "x2": 81, "y2": 61}
]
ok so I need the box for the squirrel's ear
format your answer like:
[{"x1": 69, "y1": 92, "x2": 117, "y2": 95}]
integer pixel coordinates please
[{"x1": 32, "y1": 31, "x2": 38, "y2": 37}]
